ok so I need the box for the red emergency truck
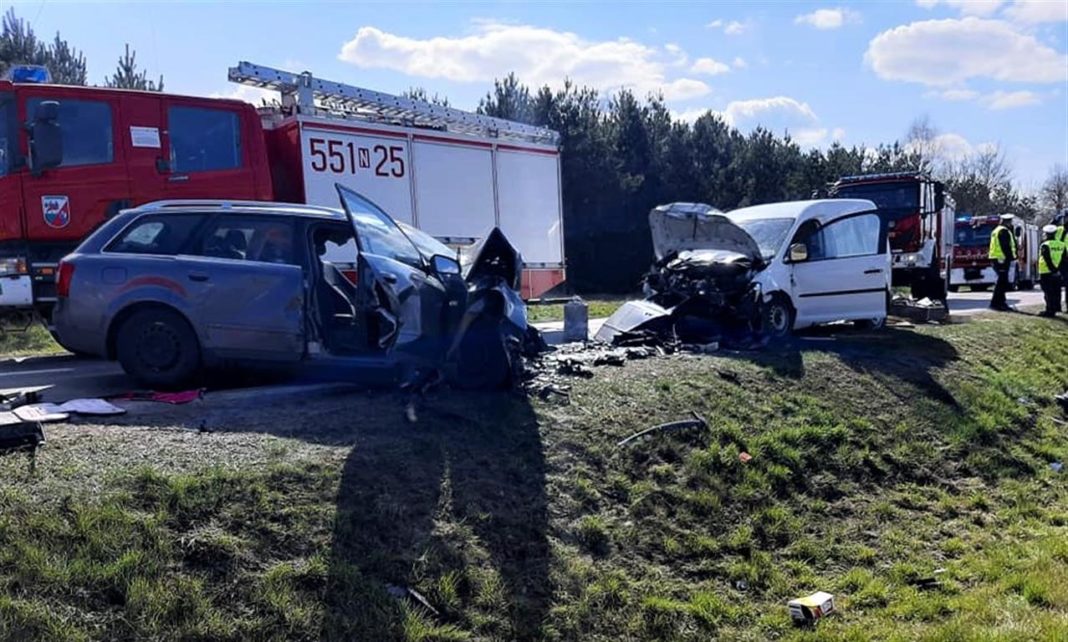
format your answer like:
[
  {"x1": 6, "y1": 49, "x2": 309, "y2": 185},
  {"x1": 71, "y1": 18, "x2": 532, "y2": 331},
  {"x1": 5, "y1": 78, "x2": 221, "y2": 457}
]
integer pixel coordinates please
[{"x1": 0, "y1": 62, "x2": 565, "y2": 330}]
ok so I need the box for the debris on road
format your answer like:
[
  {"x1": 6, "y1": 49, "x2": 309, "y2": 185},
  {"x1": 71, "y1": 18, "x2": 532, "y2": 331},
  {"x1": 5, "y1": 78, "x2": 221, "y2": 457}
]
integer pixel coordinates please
[
  {"x1": 1051, "y1": 462, "x2": 1064, "y2": 474},
  {"x1": 909, "y1": 568, "x2": 947, "y2": 590},
  {"x1": 890, "y1": 295, "x2": 948, "y2": 323},
  {"x1": 563, "y1": 297, "x2": 589, "y2": 343},
  {"x1": 109, "y1": 389, "x2": 205, "y2": 404},
  {"x1": 1056, "y1": 392, "x2": 1068, "y2": 414},
  {"x1": 788, "y1": 591, "x2": 836, "y2": 624},
  {"x1": 738, "y1": 451, "x2": 753, "y2": 463},
  {"x1": 0, "y1": 385, "x2": 50, "y2": 410},
  {"x1": 386, "y1": 584, "x2": 440, "y2": 618},
  {"x1": 617, "y1": 411, "x2": 708, "y2": 447}
]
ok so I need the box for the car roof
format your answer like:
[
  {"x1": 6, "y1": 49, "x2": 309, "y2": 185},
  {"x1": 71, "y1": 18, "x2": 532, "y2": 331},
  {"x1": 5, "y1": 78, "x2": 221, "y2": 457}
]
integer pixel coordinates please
[
  {"x1": 727, "y1": 199, "x2": 877, "y2": 225},
  {"x1": 122, "y1": 200, "x2": 349, "y2": 222}
]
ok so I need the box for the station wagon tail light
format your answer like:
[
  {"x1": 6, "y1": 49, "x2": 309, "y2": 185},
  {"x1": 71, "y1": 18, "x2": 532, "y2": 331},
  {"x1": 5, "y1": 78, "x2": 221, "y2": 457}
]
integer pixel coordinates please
[
  {"x1": 56, "y1": 261, "x2": 75, "y2": 298},
  {"x1": 0, "y1": 257, "x2": 28, "y2": 276}
]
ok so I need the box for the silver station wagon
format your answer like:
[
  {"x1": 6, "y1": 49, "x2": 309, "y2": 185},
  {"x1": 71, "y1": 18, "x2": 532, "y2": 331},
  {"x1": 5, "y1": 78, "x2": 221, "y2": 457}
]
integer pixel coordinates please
[{"x1": 53, "y1": 185, "x2": 532, "y2": 389}]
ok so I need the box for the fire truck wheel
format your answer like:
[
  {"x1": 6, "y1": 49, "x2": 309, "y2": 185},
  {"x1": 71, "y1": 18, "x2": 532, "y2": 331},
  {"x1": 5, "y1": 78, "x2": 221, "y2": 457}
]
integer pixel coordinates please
[
  {"x1": 970, "y1": 284, "x2": 990, "y2": 292},
  {"x1": 116, "y1": 308, "x2": 201, "y2": 388}
]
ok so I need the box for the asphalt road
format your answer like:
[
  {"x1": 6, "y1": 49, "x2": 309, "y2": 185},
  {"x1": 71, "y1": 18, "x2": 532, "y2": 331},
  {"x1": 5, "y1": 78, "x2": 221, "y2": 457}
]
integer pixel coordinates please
[{"x1": 1, "y1": 288, "x2": 1053, "y2": 404}]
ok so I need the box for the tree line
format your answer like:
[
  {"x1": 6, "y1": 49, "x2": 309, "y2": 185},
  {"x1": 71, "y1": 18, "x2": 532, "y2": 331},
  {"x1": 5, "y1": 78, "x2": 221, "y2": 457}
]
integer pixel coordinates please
[
  {"x1": 0, "y1": 9, "x2": 162, "y2": 91},
  {"x1": 3, "y1": 8, "x2": 1065, "y2": 292},
  {"x1": 476, "y1": 75, "x2": 1066, "y2": 291}
]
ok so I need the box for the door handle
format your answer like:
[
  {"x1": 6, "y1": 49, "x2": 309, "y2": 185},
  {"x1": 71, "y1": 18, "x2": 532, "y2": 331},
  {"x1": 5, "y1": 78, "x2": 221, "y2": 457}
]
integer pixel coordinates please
[
  {"x1": 381, "y1": 273, "x2": 398, "y2": 284},
  {"x1": 188, "y1": 272, "x2": 209, "y2": 282},
  {"x1": 864, "y1": 269, "x2": 884, "y2": 274}
]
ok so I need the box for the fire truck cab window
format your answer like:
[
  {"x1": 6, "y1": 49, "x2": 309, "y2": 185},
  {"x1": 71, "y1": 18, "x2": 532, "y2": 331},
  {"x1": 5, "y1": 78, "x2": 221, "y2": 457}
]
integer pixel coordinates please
[
  {"x1": 168, "y1": 106, "x2": 242, "y2": 173},
  {"x1": 28, "y1": 98, "x2": 113, "y2": 167},
  {"x1": 0, "y1": 93, "x2": 11, "y2": 176}
]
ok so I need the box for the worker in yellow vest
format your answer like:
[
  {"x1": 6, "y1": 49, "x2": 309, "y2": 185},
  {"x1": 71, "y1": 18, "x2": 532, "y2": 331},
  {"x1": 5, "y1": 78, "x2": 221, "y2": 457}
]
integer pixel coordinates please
[
  {"x1": 1038, "y1": 224, "x2": 1065, "y2": 317},
  {"x1": 987, "y1": 213, "x2": 1017, "y2": 311},
  {"x1": 1056, "y1": 212, "x2": 1068, "y2": 311}
]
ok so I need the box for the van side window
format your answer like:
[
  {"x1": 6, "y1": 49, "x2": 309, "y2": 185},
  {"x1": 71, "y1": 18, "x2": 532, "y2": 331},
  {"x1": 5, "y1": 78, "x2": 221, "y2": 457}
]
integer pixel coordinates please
[
  {"x1": 106, "y1": 214, "x2": 206, "y2": 255},
  {"x1": 822, "y1": 214, "x2": 881, "y2": 258},
  {"x1": 27, "y1": 99, "x2": 113, "y2": 167},
  {"x1": 168, "y1": 106, "x2": 242, "y2": 173}
]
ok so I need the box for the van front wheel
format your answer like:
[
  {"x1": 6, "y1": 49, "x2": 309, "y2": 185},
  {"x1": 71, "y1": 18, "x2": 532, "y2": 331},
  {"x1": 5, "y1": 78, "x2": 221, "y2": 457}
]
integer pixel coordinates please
[{"x1": 761, "y1": 295, "x2": 795, "y2": 339}]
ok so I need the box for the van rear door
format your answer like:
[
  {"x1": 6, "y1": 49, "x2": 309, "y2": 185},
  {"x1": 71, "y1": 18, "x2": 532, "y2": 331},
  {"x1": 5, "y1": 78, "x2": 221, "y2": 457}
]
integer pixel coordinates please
[{"x1": 790, "y1": 211, "x2": 889, "y2": 325}]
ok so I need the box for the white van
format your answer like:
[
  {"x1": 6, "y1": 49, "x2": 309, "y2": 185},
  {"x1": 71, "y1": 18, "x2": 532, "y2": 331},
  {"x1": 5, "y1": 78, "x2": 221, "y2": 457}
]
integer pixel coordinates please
[{"x1": 605, "y1": 199, "x2": 891, "y2": 340}]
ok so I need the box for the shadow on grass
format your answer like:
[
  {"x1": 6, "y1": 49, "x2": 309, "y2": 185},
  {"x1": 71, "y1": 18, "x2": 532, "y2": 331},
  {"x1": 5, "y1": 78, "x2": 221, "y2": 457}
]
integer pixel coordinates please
[
  {"x1": 321, "y1": 390, "x2": 549, "y2": 641},
  {"x1": 724, "y1": 326, "x2": 962, "y2": 408}
]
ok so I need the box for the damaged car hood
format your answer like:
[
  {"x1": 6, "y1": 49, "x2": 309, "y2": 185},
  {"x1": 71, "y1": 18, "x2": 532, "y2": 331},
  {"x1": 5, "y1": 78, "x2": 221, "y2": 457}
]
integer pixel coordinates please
[
  {"x1": 649, "y1": 202, "x2": 762, "y2": 263},
  {"x1": 460, "y1": 227, "x2": 523, "y2": 291}
]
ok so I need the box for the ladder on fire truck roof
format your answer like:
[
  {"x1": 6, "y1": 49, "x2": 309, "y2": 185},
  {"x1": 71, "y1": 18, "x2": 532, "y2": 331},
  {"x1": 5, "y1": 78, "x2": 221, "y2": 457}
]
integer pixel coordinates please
[{"x1": 228, "y1": 61, "x2": 560, "y2": 146}]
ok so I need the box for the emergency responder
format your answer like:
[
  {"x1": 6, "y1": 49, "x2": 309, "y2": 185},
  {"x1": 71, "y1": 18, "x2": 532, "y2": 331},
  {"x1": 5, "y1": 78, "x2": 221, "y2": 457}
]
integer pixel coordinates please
[
  {"x1": 1038, "y1": 224, "x2": 1064, "y2": 317},
  {"x1": 988, "y1": 213, "x2": 1017, "y2": 311},
  {"x1": 1056, "y1": 211, "x2": 1068, "y2": 311}
]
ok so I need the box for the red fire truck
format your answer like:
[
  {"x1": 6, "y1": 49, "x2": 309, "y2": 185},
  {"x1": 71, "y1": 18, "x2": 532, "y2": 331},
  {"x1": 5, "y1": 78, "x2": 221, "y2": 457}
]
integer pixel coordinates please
[
  {"x1": 829, "y1": 172, "x2": 955, "y2": 301},
  {"x1": 949, "y1": 213, "x2": 1039, "y2": 292},
  {"x1": 0, "y1": 62, "x2": 565, "y2": 330}
]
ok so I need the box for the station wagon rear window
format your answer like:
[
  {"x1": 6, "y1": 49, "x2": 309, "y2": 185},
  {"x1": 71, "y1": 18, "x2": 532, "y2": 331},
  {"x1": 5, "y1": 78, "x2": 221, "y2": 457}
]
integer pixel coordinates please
[{"x1": 107, "y1": 214, "x2": 206, "y2": 255}]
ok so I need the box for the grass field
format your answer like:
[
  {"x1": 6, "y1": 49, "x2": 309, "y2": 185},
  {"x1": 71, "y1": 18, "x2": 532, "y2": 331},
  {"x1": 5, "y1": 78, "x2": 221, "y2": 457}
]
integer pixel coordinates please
[
  {"x1": 0, "y1": 324, "x2": 64, "y2": 358},
  {"x1": 0, "y1": 312, "x2": 1066, "y2": 640},
  {"x1": 525, "y1": 298, "x2": 624, "y2": 323}
]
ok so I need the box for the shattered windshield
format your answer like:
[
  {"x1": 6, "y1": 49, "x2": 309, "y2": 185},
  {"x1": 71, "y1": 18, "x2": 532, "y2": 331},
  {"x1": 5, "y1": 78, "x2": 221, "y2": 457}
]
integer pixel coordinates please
[{"x1": 735, "y1": 217, "x2": 794, "y2": 259}]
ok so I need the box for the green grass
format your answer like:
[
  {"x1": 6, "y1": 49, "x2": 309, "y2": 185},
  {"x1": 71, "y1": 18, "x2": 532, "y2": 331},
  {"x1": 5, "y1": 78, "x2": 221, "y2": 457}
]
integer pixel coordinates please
[
  {"x1": 1, "y1": 312, "x2": 1067, "y2": 640},
  {"x1": 0, "y1": 324, "x2": 64, "y2": 358},
  {"x1": 525, "y1": 298, "x2": 625, "y2": 323}
]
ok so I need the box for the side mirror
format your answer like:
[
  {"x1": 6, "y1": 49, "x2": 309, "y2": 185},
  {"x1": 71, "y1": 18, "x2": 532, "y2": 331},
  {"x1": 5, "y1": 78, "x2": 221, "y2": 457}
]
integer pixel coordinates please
[
  {"x1": 430, "y1": 254, "x2": 461, "y2": 276},
  {"x1": 788, "y1": 243, "x2": 808, "y2": 263},
  {"x1": 27, "y1": 101, "x2": 63, "y2": 176},
  {"x1": 934, "y1": 183, "x2": 945, "y2": 211}
]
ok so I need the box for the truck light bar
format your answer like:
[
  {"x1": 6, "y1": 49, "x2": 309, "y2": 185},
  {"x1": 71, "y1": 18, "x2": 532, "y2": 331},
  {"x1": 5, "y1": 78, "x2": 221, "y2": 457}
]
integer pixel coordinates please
[
  {"x1": 3, "y1": 64, "x2": 51, "y2": 83},
  {"x1": 835, "y1": 171, "x2": 928, "y2": 184},
  {"x1": 228, "y1": 61, "x2": 560, "y2": 146}
]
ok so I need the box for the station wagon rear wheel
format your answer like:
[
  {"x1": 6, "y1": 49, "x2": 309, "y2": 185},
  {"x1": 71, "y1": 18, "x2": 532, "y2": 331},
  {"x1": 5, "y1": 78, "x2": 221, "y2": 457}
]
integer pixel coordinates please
[{"x1": 116, "y1": 308, "x2": 201, "y2": 388}]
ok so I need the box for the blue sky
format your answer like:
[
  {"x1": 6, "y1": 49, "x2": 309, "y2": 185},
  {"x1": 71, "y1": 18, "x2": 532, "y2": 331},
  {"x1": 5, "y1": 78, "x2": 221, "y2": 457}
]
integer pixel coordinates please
[{"x1": 9, "y1": 0, "x2": 1067, "y2": 187}]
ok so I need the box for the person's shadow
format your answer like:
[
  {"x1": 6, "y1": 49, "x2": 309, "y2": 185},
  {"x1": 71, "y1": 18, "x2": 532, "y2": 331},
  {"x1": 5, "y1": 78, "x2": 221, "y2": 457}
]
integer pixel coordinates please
[{"x1": 321, "y1": 389, "x2": 549, "y2": 641}]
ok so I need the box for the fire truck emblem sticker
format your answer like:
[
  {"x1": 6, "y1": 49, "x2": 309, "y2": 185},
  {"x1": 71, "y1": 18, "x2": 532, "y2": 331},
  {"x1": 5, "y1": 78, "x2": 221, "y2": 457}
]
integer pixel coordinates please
[{"x1": 42, "y1": 195, "x2": 71, "y2": 229}]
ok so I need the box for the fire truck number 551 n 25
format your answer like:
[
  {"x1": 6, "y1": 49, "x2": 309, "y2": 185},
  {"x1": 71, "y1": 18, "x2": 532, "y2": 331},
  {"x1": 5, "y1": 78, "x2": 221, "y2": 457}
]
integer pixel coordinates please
[{"x1": 308, "y1": 138, "x2": 405, "y2": 177}]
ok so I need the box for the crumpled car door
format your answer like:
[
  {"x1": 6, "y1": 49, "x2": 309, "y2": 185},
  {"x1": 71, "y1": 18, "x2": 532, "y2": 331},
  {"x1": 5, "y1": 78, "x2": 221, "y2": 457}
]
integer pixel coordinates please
[{"x1": 335, "y1": 184, "x2": 451, "y2": 362}]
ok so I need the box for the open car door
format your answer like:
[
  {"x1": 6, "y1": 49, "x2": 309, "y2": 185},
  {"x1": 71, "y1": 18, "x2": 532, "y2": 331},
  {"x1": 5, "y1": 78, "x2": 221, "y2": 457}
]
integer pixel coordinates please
[{"x1": 334, "y1": 184, "x2": 453, "y2": 361}]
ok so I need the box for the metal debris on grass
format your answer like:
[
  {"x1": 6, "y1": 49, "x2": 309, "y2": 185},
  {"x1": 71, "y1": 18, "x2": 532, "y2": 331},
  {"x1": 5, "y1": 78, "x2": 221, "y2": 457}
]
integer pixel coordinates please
[{"x1": 616, "y1": 411, "x2": 708, "y2": 447}]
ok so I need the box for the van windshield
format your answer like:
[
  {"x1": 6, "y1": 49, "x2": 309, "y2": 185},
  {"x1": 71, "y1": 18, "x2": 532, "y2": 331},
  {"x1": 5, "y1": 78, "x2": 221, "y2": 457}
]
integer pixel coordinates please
[
  {"x1": 735, "y1": 217, "x2": 794, "y2": 259},
  {"x1": 0, "y1": 93, "x2": 11, "y2": 177}
]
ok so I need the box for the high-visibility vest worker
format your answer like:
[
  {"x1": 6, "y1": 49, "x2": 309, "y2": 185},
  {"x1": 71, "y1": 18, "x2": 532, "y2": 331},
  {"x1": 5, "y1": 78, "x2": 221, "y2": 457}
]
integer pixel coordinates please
[
  {"x1": 1039, "y1": 238, "x2": 1065, "y2": 275},
  {"x1": 988, "y1": 221, "x2": 1017, "y2": 261}
]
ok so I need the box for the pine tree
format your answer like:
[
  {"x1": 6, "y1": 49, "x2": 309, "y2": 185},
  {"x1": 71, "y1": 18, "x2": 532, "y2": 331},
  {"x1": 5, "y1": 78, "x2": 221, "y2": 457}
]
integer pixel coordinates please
[
  {"x1": 0, "y1": 8, "x2": 86, "y2": 85},
  {"x1": 104, "y1": 44, "x2": 163, "y2": 91}
]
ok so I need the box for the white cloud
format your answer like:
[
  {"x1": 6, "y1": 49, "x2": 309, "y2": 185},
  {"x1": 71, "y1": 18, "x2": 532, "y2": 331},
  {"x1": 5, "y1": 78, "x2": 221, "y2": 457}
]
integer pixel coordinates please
[
  {"x1": 211, "y1": 85, "x2": 277, "y2": 104},
  {"x1": 713, "y1": 96, "x2": 836, "y2": 146},
  {"x1": 690, "y1": 57, "x2": 731, "y2": 76},
  {"x1": 866, "y1": 18, "x2": 1068, "y2": 86},
  {"x1": 1004, "y1": 0, "x2": 1068, "y2": 23},
  {"x1": 724, "y1": 21, "x2": 746, "y2": 35},
  {"x1": 672, "y1": 108, "x2": 713, "y2": 124},
  {"x1": 983, "y1": 89, "x2": 1041, "y2": 109},
  {"x1": 717, "y1": 96, "x2": 819, "y2": 127},
  {"x1": 932, "y1": 88, "x2": 981, "y2": 100},
  {"x1": 832, "y1": 127, "x2": 846, "y2": 141},
  {"x1": 338, "y1": 23, "x2": 711, "y2": 100},
  {"x1": 794, "y1": 8, "x2": 859, "y2": 30},
  {"x1": 914, "y1": 0, "x2": 1004, "y2": 16},
  {"x1": 732, "y1": 57, "x2": 748, "y2": 69},
  {"x1": 706, "y1": 19, "x2": 723, "y2": 28}
]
